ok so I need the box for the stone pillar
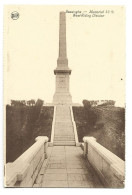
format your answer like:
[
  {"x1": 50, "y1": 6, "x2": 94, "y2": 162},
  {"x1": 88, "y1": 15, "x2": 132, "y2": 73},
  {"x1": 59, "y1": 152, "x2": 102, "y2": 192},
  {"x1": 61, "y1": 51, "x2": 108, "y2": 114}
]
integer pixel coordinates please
[
  {"x1": 56, "y1": 11, "x2": 69, "y2": 69},
  {"x1": 53, "y1": 11, "x2": 72, "y2": 104},
  {"x1": 59, "y1": 12, "x2": 67, "y2": 59}
]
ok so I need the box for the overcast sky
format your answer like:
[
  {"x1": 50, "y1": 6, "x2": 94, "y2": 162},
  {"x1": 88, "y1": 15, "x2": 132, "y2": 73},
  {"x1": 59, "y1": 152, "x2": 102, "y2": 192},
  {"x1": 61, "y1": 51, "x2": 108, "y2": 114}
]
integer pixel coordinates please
[{"x1": 4, "y1": 5, "x2": 125, "y2": 106}]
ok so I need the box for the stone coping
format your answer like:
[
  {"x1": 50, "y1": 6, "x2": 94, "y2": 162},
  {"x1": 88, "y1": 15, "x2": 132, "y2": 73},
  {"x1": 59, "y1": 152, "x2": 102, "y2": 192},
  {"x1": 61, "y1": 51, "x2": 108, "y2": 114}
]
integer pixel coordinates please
[
  {"x1": 50, "y1": 106, "x2": 56, "y2": 144},
  {"x1": 70, "y1": 106, "x2": 79, "y2": 146}
]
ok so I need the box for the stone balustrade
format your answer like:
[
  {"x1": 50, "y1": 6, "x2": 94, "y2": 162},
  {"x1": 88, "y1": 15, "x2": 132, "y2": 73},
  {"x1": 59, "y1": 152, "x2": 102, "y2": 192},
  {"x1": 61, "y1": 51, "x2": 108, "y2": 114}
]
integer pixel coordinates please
[
  {"x1": 83, "y1": 137, "x2": 125, "y2": 188},
  {"x1": 5, "y1": 136, "x2": 48, "y2": 187}
]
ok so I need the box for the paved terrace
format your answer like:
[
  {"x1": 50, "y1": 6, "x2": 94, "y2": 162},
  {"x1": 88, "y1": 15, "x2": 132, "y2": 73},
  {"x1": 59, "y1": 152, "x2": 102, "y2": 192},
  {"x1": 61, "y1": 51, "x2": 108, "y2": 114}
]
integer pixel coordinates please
[{"x1": 33, "y1": 146, "x2": 103, "y2": 188}]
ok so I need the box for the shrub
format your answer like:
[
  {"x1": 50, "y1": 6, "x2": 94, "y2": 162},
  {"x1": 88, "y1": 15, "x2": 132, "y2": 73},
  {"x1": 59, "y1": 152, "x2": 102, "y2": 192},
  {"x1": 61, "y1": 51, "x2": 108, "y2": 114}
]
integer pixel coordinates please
[
  {"x1": 99, "y1": 100, "x2": 115, "y2": 107},
  {"x1": 82, "y1": 100, "x2": 97, "y2": 126},
  {"x1": 35, "y1": 99, "x2": 44, "y2": 107},
  {"x1": 82, "y1": 100, "x2": 91, "y2": 109}
]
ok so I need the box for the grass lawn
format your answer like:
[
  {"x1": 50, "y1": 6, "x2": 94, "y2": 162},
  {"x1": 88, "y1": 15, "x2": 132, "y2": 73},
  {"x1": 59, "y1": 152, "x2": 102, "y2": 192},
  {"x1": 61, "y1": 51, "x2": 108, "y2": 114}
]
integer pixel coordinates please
[
  {"x1": 6, "y1": 105, "x2": 53, "y2": 163},
  {"x1": 72, "y1": 106, "x2": 125, "y2": 160}
]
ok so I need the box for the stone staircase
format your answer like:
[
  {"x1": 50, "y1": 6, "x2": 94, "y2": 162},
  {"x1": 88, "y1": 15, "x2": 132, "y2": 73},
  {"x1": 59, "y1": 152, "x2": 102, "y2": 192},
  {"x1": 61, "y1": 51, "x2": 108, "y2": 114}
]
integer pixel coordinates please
[{"x1": 53, "y1": 106, "x2": 76, "y2": 146}]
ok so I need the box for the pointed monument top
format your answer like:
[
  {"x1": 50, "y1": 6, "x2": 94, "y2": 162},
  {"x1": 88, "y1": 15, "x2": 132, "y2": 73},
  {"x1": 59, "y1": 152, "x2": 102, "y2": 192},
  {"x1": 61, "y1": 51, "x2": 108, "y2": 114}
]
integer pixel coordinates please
[{"x1": 54, "y1": 11, "x2": 71, "y2": 75}]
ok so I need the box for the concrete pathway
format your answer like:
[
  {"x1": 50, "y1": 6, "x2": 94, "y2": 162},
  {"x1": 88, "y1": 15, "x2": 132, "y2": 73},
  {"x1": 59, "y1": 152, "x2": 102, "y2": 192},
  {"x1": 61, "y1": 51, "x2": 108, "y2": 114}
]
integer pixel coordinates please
[{"x1": 33, "y1": 146, "x2": 104, "y2": 188}]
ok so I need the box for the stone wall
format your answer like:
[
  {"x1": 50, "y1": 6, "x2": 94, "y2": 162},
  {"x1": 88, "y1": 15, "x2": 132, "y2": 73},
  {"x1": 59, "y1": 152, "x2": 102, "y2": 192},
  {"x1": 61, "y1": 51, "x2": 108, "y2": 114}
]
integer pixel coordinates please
[
  {"x1": 5, "y1": 136, "x2": 48, "y2": 187},
  {"x1": 83, "y1": 137, "x2": 125, "y2": 188}
]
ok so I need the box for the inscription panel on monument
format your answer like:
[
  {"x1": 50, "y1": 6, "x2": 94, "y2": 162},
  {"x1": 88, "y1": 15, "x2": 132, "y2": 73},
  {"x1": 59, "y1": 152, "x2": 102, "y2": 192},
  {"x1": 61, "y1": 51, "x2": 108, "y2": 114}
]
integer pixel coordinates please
[{"x1": 58, "y1": 76, "x2": 66, "y2": 88}]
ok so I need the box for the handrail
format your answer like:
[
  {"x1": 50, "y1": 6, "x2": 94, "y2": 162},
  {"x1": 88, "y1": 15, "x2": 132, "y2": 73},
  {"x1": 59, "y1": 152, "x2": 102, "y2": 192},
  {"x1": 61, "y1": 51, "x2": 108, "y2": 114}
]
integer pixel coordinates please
[
  {"x1": 70, "y1": 106, "x2": 79, "y2": 146},
  {"x1": 50, "y1": 106, "x2": 56, "y2": 144}
]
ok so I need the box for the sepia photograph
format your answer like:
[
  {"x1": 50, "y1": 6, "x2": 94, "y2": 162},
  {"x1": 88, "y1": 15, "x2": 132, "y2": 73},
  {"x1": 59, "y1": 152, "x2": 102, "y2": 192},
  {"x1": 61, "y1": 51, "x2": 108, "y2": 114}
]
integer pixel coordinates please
[{"x1": 4, "y1": 5, "x2": 125, "y2": 188}]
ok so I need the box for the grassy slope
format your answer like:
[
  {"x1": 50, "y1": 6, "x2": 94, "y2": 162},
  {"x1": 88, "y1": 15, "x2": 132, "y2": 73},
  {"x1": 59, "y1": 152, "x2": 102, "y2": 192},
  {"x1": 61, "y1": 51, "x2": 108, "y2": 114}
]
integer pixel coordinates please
[
  {"x1": 6, "y1": 106, "x2": 53, "y2": 163},
  {"x1": 73, "y1": 106, "x2": 125, "y2": 160}
]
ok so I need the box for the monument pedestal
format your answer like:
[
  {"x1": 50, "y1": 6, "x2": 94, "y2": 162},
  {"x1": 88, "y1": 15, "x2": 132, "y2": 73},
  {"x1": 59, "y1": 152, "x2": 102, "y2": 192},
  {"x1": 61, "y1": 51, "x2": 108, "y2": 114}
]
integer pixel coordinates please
[{"x1": 53, "y1": 92, "x2": 72, "y2": 104}]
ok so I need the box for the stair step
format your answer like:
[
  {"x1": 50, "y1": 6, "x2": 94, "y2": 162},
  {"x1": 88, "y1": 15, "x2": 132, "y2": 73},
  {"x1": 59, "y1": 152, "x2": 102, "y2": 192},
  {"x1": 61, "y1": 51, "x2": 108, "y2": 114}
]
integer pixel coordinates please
[
  {"x1": 54, "y1": 135, "x2": 75, "y2": 137},
  {"x1": 54, "y1": 126, "x2": 73, "y2": 128},
  {"x1": 54, "y1": 129, "x2": 73, "y2": 130},
  {"x1": 54, "y1": 130, "x2": 74, "y2": 132},
  {"x1": 55, "y1": 120, "x2": 72, "y2": 122},
  {"x1": 54, "y1": 138, "x2": 75, "y2": 141},
  {"x1": 54, "y1": 129, "x2": 74, "y2": 131},
  {"x1": 54, "y1": 135, "x2": 74, "y2": 136},
  {"x1": 53, "y1": 141, "x2": 76, "y2": 146},
  {"x1": 55, "y1": 129, "x2": 73, "y2": 130},
  {"x1": 54, "y1": 134, "x2": 74, "y2": 136},
  {"x1": 55, "y1": 126, "x2": 73, "y2": 128},
  {"x1": 55, "y1": 123, "x2": 73, "y2": 125}
]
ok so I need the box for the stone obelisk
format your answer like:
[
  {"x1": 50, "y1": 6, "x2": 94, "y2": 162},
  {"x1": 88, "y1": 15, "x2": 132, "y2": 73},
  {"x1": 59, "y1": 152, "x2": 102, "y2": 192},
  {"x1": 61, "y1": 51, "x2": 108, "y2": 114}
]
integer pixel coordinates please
[{"x1": 53, "y1": 11, "x2": 72, "y2": 104}]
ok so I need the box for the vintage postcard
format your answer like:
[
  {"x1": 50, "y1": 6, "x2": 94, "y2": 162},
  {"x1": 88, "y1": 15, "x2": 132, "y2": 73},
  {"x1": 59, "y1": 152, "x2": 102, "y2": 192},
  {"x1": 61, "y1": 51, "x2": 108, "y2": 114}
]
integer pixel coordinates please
[{"x1": 4, "y1": 5, "x2": 125, "y2": 188}]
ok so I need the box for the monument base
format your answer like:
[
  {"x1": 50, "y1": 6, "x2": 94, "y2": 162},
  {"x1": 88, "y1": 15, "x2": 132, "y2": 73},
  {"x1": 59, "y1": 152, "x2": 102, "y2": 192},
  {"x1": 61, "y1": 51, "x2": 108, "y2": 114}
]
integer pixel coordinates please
[{"x1": 53, "y1": 92, "x2": 72, "y2": 104}]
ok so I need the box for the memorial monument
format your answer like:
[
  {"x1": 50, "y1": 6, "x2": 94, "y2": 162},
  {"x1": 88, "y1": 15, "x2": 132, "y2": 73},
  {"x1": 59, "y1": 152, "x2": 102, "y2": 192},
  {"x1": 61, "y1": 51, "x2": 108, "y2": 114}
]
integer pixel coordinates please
[{"x1": 53, "y1": 12, "x2": 72, "y2": 104}]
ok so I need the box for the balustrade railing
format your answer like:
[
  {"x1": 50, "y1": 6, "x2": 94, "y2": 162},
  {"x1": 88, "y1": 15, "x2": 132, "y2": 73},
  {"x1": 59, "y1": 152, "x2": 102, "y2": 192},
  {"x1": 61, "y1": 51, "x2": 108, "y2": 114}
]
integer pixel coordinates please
[
  {"x1": 5, "y1": 136, "x2": 48, "y2": 187},
  {"x1": 83, "y1": 136, "x2": 125, "y2": 188}
]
